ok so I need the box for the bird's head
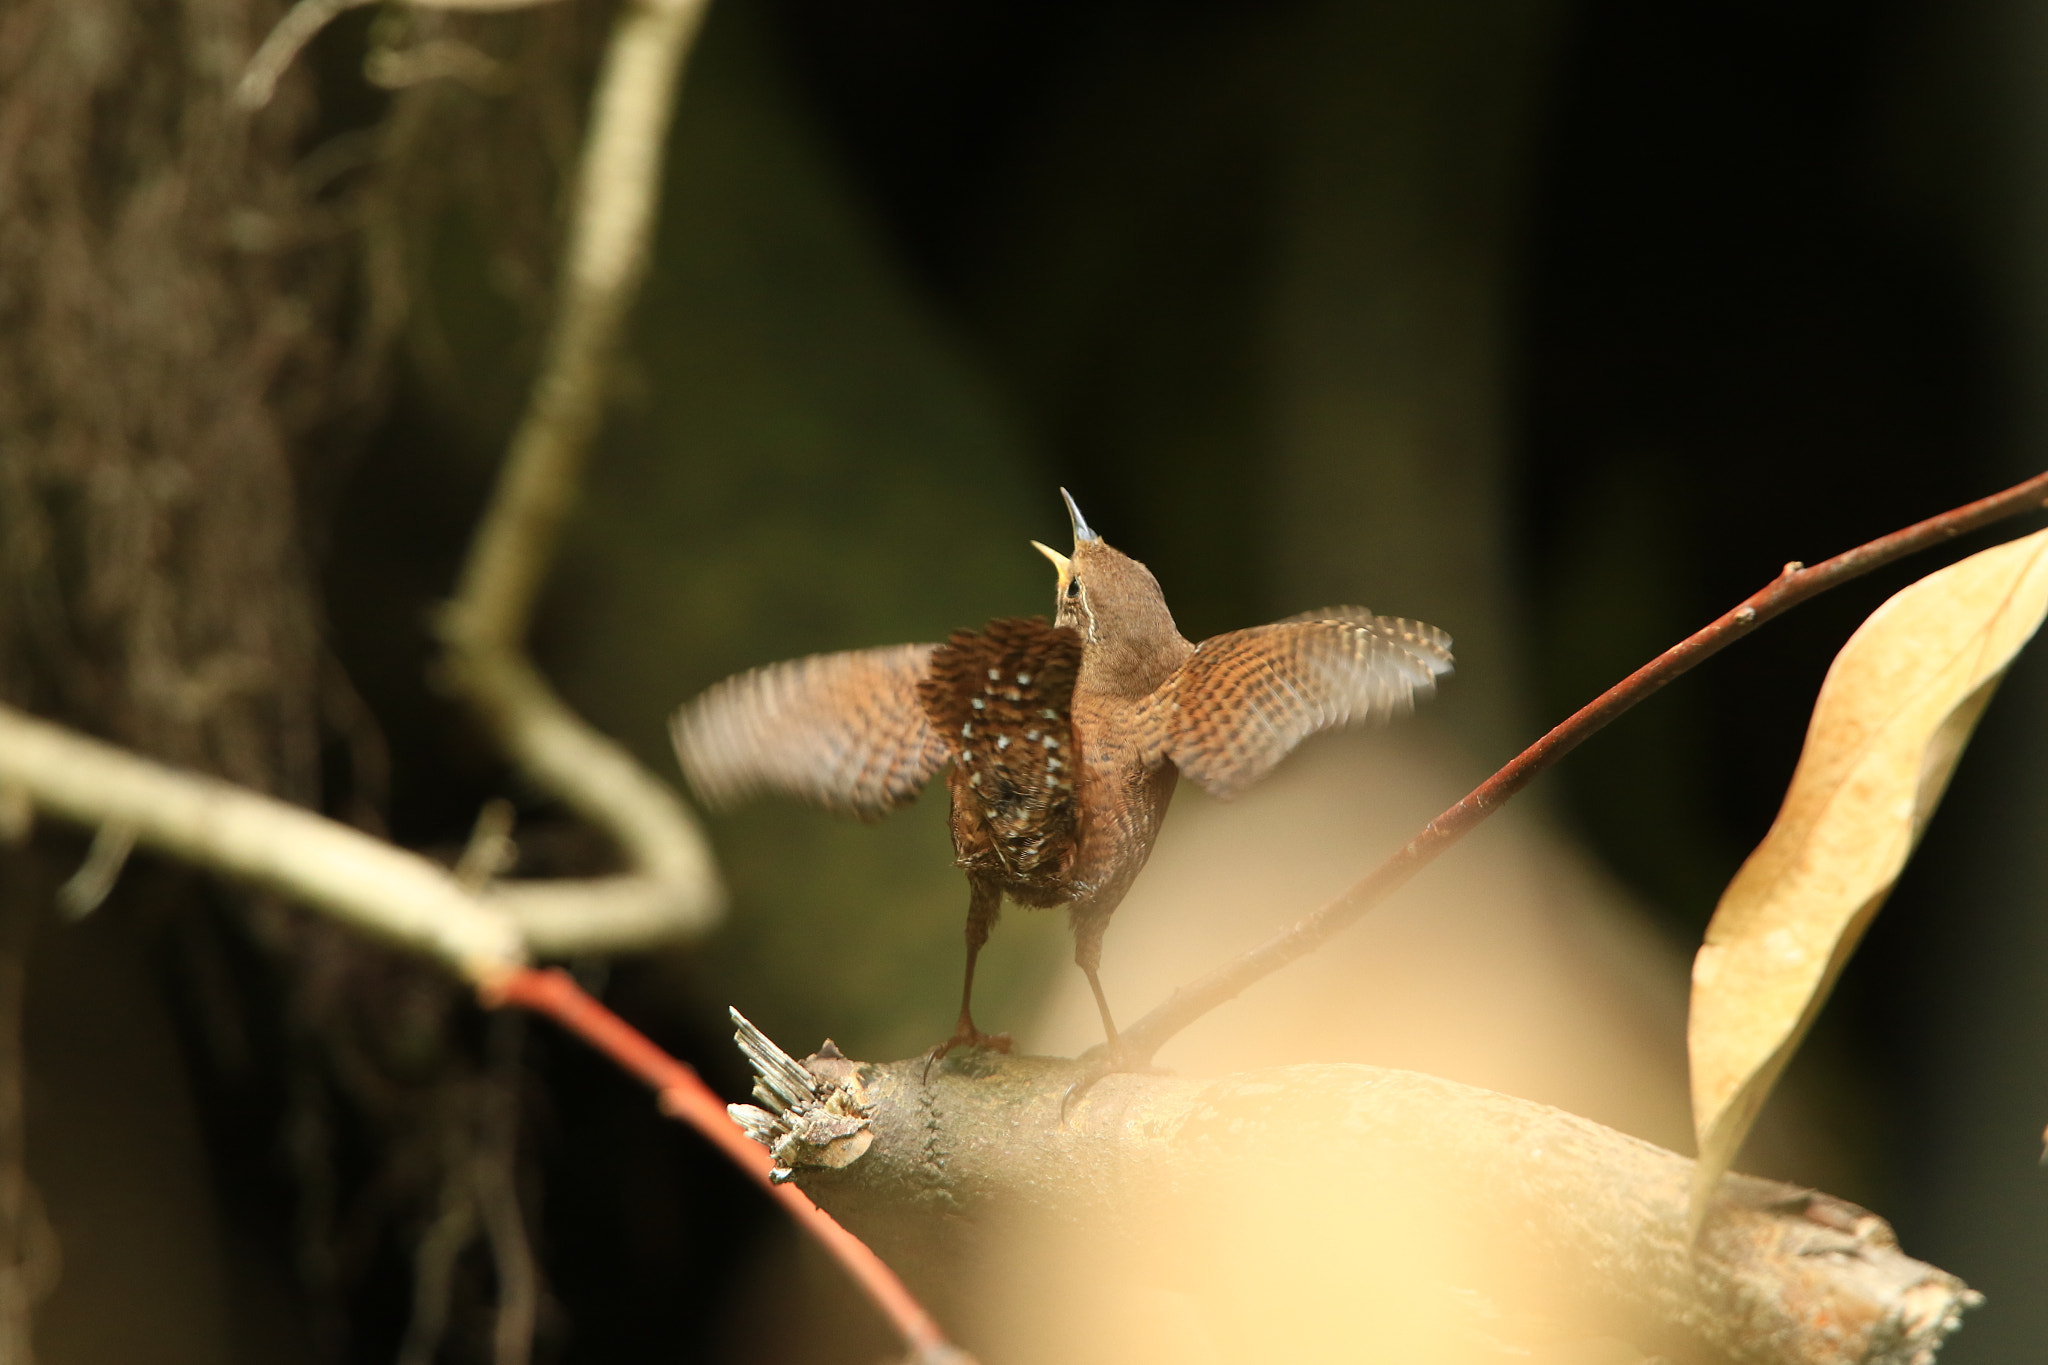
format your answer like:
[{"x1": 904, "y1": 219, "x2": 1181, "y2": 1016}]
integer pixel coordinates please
[{"x1": 1031, "y1": 490, "x2": 1187, "y2": 695}]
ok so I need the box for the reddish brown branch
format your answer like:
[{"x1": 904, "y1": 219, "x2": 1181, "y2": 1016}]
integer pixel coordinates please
[
  {"x1": 487, "y1": 969, "x2": 966, "y2": 1363},
  {"x1": 1117, "y1": 469, "x2": 2048, "y2": 1065}
]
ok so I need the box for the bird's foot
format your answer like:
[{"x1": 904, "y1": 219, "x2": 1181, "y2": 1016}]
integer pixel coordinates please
[
  {"x1": 922, "y1": 1025, "x2": 1012, "y2": 1081},
  {"x1": 1058, "y1": 1039, "x2": 1169, "y2": 1123}
]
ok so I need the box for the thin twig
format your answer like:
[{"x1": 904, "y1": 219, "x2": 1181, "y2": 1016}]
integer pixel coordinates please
[
  {"x1": 478, "y1": 1014, "x2": 538, "y2": 1365},
  {"x1": 364, "y1": 39, "x2": 512, "y2": 94},
  {"x1": 407, "y1": 0, "x2": 574, "y2": 9},
  {"x1": 0, "y1": 858, "x2": 52, "y2": 1365},
  {"x1": 236, "y1": 0, "x2": 379, "y2": 111},
  {"x1": 54, "y1": 820, "x2": 136, "y2": 920},
  {"x1": 1116, "y1": 469, "x2": 2048, "y2": 1065},
  {"x1": 236, "y1": 0, "x2": 575, "y2": 112},
  {"x1": 488, "y1": 968, "x2": 968, "y2": 1364},
  {"x1": 435, "y1": 0, "x2": 722, "y2": 951},
  {"x1": 395, "y1": 1185, "x2": 476, "y2": 1365},
  {"x1": 454, "y1": 799, "x2": 518, "y2": 893}
]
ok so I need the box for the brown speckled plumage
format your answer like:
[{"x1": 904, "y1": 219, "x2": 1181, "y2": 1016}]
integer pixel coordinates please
[
  {"x1": 918, "y1": 617, "x2": 1083, "y2": 895},
  {"x1": 672, "y1": 491, "x2": 1452, "y2": 1059}
]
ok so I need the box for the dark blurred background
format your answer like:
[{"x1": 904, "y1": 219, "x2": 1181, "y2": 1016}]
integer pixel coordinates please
[{"x1": 5, "y1": 0, "x2": 2048, "y2": 1361}]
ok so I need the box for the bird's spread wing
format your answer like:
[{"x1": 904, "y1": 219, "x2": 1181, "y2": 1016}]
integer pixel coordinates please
[
  {"x1": 1140, "y1": 610, "x2": 1453, "y2": 798},
  {"x1": 671, "y1": 644, "x2": 951, "y2": 817},
  {"x1": 917, "y1": 617, "x2": 1082, "y2": 881}
]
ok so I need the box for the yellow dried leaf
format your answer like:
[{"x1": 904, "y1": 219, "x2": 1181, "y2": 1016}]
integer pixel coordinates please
[{"x1": 1688, "y1": 528, "x2": 2048, "y2": 1236}]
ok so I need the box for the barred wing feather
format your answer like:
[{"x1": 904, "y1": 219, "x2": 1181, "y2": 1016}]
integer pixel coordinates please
[
  {"x1": 670, "y1": 644, "x2": 950, "y2": 818},
  {"x1": 1148, "y1": 611, "x2": 1452, "y2": 798}
]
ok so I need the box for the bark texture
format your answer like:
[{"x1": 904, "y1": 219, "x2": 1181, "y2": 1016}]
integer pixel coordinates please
[
  {"x1": 0, "y1": 0, "x2": 358, "y2": 796},
  {"x1": 769, "y1": 1050, "x2": 1975, "y2": 1365}
]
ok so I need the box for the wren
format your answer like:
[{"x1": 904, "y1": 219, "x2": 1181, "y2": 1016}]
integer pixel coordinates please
[{"x1": 672, "y1": 491, "x2": 1452, "y2": 1062}]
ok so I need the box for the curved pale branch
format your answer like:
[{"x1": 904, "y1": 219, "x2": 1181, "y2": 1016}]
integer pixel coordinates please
[
  {"x1": 435, "y1": 0, "x2": 723, "y2": 950},
  {"x1": 0, "y1": 702, "x2": 524, "y2": 982},
  {"x1": 0, "y1": 689, "x2": 745, "y2": 969},
  {"x1": 0, "y1": 692, "x2": 742, "y2": 968}
]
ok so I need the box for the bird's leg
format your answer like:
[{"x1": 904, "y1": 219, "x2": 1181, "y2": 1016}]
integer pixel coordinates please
[
  {"x1": 1074, "y1": 912, "x2": 1122, "y2": 1051},
  {"x1": 929, "y1": 879, "x2": 1011, "y2": 1068},
  {"x1": 1060, "y1": 908, "x2": 1161, "y2": 1120}
]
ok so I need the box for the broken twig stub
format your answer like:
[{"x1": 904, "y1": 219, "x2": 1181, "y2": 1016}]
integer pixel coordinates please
[{"x1": 727, "y1": 1008, "x2": 875, "y2": 1182}]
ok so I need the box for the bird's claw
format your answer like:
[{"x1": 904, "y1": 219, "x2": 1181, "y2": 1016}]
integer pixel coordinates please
[
  {"x1": 1057, "y1": 1076, "x2": 1096, "y2": 1124},
  {"x1": 922, "y1": 1027, "x2": 1012, "y2": 1082},
  {"x1": 1058, "y1": 1042, "x2": 1168, "y2": 1124}
]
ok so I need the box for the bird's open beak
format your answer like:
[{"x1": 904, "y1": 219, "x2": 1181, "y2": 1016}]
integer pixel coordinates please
[
  {"x1": 1060, "y1": 488, "x2": 1100, "y2": 545},
  {"x1": 1031, "y1": 539, "x2": 1073, "y2": 594}
]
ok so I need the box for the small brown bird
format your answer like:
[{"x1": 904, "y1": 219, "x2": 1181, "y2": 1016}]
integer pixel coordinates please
[{"x1": 672, "y1": 491, "x2": 1452, "y2": 1061}]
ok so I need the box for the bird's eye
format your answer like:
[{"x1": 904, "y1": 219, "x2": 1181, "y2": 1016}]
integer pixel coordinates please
[{"x1": 1065, "y1": 579, "x2": 1080, "y2": 598}]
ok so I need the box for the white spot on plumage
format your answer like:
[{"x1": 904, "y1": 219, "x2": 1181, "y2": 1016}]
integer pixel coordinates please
[
  {"x1": 1017, "y1": 673, "x2": 1032, "y2": 685},
  {"x1": 987, "y1": 668, "x2": 1002, "y2": 681},
  {"x1": 971, "y1": 698, "x2": 985, "y2": 710},
  {"x1": 961, "y1": 723, "x2": 973, "y2": 738},
  {"x1": 996, "y1": 735, "x2": 1010, "y2": 751}
]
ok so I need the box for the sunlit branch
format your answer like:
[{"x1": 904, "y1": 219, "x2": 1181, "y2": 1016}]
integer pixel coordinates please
[{"x1": 741, "y1": 1025, "x2": 1975, "y2": 1365}]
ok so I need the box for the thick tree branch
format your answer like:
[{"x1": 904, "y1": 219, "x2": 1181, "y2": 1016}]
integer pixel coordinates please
[
  {"x1": 741, "y1": 1031, "x2": 1976, "y2": 1365},
  {"x1": 1118, "y1": 469, "x2": 2048, "y2": 1065},
  {"x1": 435, "y1": 0, "x2": 723, "y2": 952}
]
